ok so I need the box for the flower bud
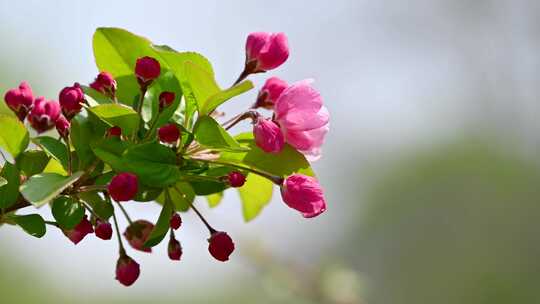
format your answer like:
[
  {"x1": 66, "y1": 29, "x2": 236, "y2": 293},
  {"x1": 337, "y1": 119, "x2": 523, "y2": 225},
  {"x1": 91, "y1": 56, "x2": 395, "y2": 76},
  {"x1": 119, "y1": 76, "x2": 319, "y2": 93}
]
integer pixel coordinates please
[
  {"x1": 227, "y1": 171, "x2": 246, "y2": 188},
  {"x1": 158, "y1": 123, "x2": 180, "y2": 144},
  {"x1": 135, "y1": 56, "x2": 161, "y2": 86},
  {"x1": 253, "y1": 117, "x2": 284, "y2": 153},
  {"x1": 55, "y1": 115, "x2": 70, "y2": 138},
  {"x1": 108, "y1": 173, "x2": 138, "y2": 202},
  {"x1": 208, "y1": 231, "x2": 235, "y2": 262},
  {"x1": 27, "y1": 97, "x2": 61, "y2": 133},
  {"x1": 159, "y1": 91, "x2": 175, "y2": 111},
  {"x1": 280, "y1": 174, "x2": 326, "y2": 218},
  {"x1": 63, "y1": 215, "x2": 94, "y2": 245},
  {"x1": 245, "y1": 32, "x2": 289, "y2": 72},
  {"x1": 116, "y1": 254, "x2": 140, "y2": 286},
  {"x1": 59, "y1": 83, "x2": 84, "y2": 119},
  {"x1": 170, "y1": 213, "x2": 182, "y2": 230},
  {"x1": 95, "y1": 219, "x2": 113, "y2": 240},
  {"x1": 124, "y1": 220, "x2": 154, "y2": 253},
  {"x1": 168, "y1": 237, "x2": 183, "y2": 261},
  {"x1": 4, "y1": 81, "x2": 34, "y2": 120},
  {"x1": 255, "y1": 77, "x2": 288, "y2": 109},
  {"x1": 90, "y1": 71, "x2": 116, "y2": 95},
  {"x1": 106, "y1": 126, "x2": 122, "y2": 138}
]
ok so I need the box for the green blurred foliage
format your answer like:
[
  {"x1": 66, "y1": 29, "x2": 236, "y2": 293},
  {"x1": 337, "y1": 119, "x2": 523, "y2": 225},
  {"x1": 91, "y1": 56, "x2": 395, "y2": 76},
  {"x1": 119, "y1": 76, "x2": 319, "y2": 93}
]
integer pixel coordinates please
[{"x1": 352, "y1": 138, "x2": 540, "y2": 304}]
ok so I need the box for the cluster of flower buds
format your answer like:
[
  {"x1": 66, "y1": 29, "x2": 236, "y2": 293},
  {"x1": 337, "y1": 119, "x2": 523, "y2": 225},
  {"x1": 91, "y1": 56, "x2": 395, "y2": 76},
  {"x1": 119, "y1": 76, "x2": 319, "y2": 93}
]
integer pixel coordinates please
[{"x1": 1, "y1": 29, "x2": 328, "y2": 288}]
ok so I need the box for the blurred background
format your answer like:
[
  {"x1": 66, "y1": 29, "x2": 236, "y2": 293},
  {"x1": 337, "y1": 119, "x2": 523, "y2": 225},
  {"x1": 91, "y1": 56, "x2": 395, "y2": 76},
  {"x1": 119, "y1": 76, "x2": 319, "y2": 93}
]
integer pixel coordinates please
[{"x1": 1, "y1": 0, "x2": 540, "y2": 303}]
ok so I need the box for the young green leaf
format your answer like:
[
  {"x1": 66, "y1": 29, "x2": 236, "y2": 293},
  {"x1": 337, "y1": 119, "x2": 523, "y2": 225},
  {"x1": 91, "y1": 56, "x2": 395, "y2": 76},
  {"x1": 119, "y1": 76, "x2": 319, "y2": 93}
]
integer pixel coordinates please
[
  {"x1": 201, "y1": 80, "x2": 254, "y2": 115},
  {"x1": 70, "y1": 115, "x2": 98, "y2": 170},
  {"x1": 164, "y1": 182, "x2": 195, "y2": 211},
  {"x1": 0, "y1": 162, "x2": 20, "y2": 209},
  {"x1": 220, "y1": 133, "x2": 315, "y2": 177},
  {"x1": 238, "y1": 173, "x2": 274, "y2": 222},
  {"x1": 16, "y1": 150, "x2": 49, "y2": 177},
  {"x1": 11, "y1": 214, "x2": 46, "y2": 238},
  {"x1": 32, "y1": 136, "x2": 69, "y2": 170},
  {"x1": 193, "y1": 116, "x2": 247, "y2": 151},
  {"x1": 52, "y1": 196, "x2": 85, "y2": 229},
  {"x1": 144, "y1": 197, "x2": 173, "y2": 247},
  {"x1": 0, "y1": 115, "x2": 29, "y2": 158},
  {"x1": 88, "y1": 104, "x2": 140, "y2": 136},
  {"x1": 206, "y1": 192, "x2": 223, "y2": 208},
  {"x1": 20, "y1": 172, "x2": 84, "y2": 207}
]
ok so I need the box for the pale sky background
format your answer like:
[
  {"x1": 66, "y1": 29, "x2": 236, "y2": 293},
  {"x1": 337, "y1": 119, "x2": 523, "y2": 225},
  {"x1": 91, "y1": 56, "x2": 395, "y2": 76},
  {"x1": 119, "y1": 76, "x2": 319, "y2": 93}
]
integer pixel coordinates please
[{"x1": 1, "y1": 0, "x2": 540, "y2": 300}]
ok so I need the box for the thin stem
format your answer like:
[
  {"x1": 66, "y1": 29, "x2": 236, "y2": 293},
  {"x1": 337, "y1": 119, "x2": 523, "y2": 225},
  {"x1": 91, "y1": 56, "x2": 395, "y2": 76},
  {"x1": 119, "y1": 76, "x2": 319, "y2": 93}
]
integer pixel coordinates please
[
  {"x1": 233, "y1": 68, "x2": 250, "y2": 86},
  {"x1": 190, "y1": 158, "x2": 284, "y2": 185},
  {"x1": 64, "y1": 136, "x2": 73, "y2": 175},
  {"x1": 111, "y1": 207, "x2": 125, "y2": 255},
  {"x1": 0, "y1": 150, "x2": 7, "y2": 162},
  {"x1": 44, "y1": 221, "x2": 60, "y2": 228},
  {"x1": 116, "y1": 201, "x2": 134, "y2": 226},
  {"x1": 224, "y1": 110, "x2": 259, "y2": 131},
  {"x1": 133, "y1": 88, "x2": 148, "y2": 141},
  {"x1": 143, "y1": 116, "x2": 160, "y2": 141},
  {"x1": 80, "y1": 200, "x2": 100, "y2": 219},
  {"x1": 189, "y1": 202, "x2": 216, "y2": 234},
  {"x1": 77, "y1": 185, "x2": 107, "y2": 193}
]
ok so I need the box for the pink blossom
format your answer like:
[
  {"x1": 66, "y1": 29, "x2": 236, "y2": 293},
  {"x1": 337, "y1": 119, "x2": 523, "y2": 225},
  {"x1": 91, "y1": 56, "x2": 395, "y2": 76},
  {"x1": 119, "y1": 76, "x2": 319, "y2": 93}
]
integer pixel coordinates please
[
  {"x1": 55, "y1": 115, "x2": 70, "y2": 138},
  {"x1": 27, "y1": 97, "x2": 61, "y2": 133},
  {"x1": 246, "y1": 32, "x2": 289, "y2": 72},
  {"x1": 255, "y1": 77, "x2": 288, "y2": 109},
  {"x1": 280, "y1": 174, "x2": 326, "y2": 218},
  {"x1": 63, "y1": 216, "x2": 94, "y2": 244},
  {"x1": 274, "y1": 80, "x2": 329, "y2": 161},
  {"x1": 124, "y1": 220, "x2": 154, "y2": 253},
  {"x1": 253, "y1": 117, "x2": 285, "y2": 153},
  {"x1": 59, "y1": 83, "x2": 84, "y2": 118},
  {"x1": 116, "y1": 254, "x2": 140, "y2": 286},
  {"x1": 4, "y1": 82, "x2": 34, "y2": 120}
]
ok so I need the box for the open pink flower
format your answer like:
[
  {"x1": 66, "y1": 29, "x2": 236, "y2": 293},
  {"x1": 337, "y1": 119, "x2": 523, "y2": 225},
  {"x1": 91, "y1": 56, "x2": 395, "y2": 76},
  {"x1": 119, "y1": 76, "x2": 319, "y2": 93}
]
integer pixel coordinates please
[
  {"x1": 274, "y1": 80, "x2": 329, "y2": 161},
  {"x1": 246, "y1": 32, "x2": 289, "y2": 72},
  {"x1": 281, "y1": 174, "x2": 326, "y2": 218}
]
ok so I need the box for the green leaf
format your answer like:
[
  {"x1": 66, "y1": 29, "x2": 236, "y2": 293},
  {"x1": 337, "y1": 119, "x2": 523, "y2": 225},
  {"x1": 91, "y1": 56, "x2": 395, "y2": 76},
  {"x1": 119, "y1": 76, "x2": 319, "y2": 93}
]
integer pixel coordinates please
[
  {"x1": 88, "y1": 104, "x2": 140, "y2": 136},
  {"x1": 122, "y1": 142, "x2": 180, "y2": 187},
  {"x1": 11, "y1": 214, "x2": 46, "y2": 238},
  {"x1": 144, "y1": 197, "x2": 173, "y2": 247},
  {"x1": 0, "y1": 177, "x2": 6, "y2": 187},
  {"x1": 156, "y1": 182, "x2": 195, "y2": 212},
  {"x1": 70, "y1": 115, "x2": 98, "y2": 170},
  {"x1": 221, "y1": 133, "x2": 315, "y2": 177},
  {"x1": 32, "y1": 136, "x2": 69, "y2": 170},
  {"x1": 16, "y1": 150, "x2": 49, "y2": 176},
  {"x1": 52, "y1": 196, "x2": 85, "y2": 229},
  {"x1": 201, "y1": 80, "x2": 254, "y2": 115},
  {"x1": 0, "y1": 115, "x2": 29, "y2": 158},
  {"x1": 142, "y1": 70, "x2": 182, "y2": 125},
  {"x1": 184, "y1": 62, "x2": 254, "y2": 116},
  {"x1": 81, "y1": 85, "x2": 112, "y2": 106},
  {"x1": 238, "y1": 173, "x2": 274, "y2": 222},
  {"x1": 0, "y1": 162, "x2": 20, "y2": 209},
  {"x1": 91, "y1": 138, "x2": 131, "y2": 172},
  {"x1": 193, "y1": 116, "x2": 246, "y2": 151},
  {"x1": 206, "y1": 192, "x2": 223, "y2": 208},
  {"x1": 184, "y1": 61, "x2": 220, "y2": 112},
  {"x1": 20, "y1": 172, "x2": 84, "y2": 207},
  {"x1": 78, "y1": 192, "x2": 113, "y2": 220},
  {"x1": 42, "y1": 158, "x2": 68, "y2": 176}
]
